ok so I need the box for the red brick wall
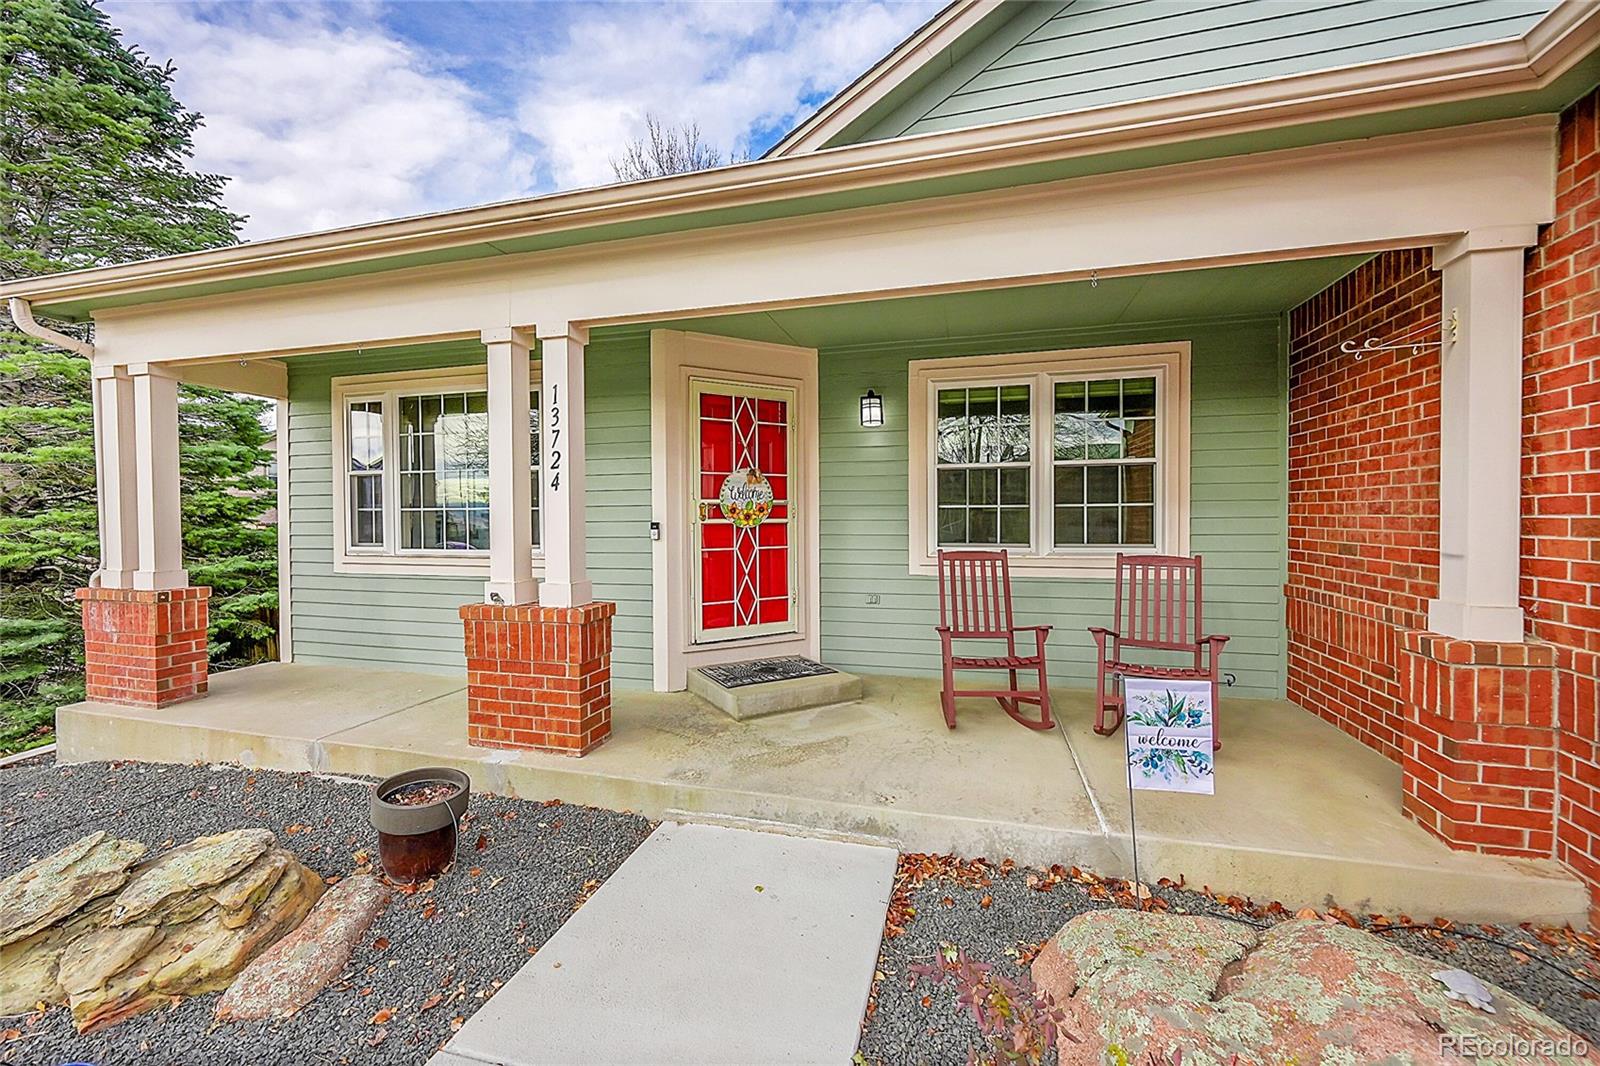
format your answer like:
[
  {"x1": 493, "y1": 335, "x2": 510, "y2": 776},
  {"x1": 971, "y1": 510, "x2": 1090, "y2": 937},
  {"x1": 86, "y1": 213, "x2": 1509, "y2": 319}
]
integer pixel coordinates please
[
  {"x1": 460, "y1": 601, "x2": 616, "y2": 755},
  {"x1": 1524, "y1": 85, "x2": 1600, "y2": 911},
  {"x1": 77, "y1": 586, "x2": 210, "y2": 707},
  {"x1": 1287, "y1": 88, "x2": 1600, "y2": 916},
  {"x1": 1287, "y1": 249, "x2": 1442, "y2": 762}
]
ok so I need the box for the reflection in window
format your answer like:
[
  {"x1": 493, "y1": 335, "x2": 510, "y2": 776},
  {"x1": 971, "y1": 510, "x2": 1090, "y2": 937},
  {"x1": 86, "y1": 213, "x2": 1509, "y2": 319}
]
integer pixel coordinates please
[
  {"x1": 935, "y1": 384, "x2": 1031, "y2": 546},
  {"x1": 1053, "y1": 376, "x2": 1156, "y2": 547},
  {"x1": 347, "y1": 401, "x2": 384, "y2": 547},
  {"x1": 399, "y1": 391, "x2": 490, "y2": 551}
]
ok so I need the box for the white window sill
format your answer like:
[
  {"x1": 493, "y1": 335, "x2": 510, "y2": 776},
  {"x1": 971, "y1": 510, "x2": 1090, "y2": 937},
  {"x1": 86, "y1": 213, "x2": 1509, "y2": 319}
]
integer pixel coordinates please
[
  {"x1": 909, "y1": 551, "x2": 1134, "y2": 579},
  {"x1": 334, "y1": 553, "x2": 545, "y2": 578}
]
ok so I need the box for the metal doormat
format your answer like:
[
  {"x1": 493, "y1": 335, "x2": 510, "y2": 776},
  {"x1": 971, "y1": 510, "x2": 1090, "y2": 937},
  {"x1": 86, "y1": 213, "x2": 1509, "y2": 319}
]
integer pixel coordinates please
[{"x1": 699, "y1": 657, "x2": 837, "y2": 689}]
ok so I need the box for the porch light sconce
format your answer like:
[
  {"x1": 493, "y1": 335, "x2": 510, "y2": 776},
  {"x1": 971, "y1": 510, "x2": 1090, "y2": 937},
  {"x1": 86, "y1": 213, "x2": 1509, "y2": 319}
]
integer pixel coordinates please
[{"x1": 860, "y1": 389, "x2": 884, "y2": 428}]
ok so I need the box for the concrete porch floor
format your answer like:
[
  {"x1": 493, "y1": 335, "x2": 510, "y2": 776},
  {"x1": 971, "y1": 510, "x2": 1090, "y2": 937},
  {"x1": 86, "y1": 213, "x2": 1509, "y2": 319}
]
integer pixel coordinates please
[{"x1": 57, "y1": 663, "x2": 1588, "y2": 926}]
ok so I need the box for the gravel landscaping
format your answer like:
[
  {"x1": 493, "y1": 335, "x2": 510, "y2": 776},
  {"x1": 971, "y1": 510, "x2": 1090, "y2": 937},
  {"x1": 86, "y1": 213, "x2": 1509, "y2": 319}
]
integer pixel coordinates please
[
  {"x1": 0, "y1": 758, "x2": 654, "y2": 1066},
  {"x1": 858, "y1": 856, "x2": 1600, "y2": 1064}
]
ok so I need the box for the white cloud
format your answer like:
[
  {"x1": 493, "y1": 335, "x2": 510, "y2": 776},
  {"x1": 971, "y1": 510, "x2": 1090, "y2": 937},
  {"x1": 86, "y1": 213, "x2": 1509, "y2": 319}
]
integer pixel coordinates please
[
  {"x1": 106, "y1": 2, "x2": 536, "y2": 240},
  {"x1": 516, "y1": 1, "x2": 936, "y2": 190},
  {"x1": 102, "y1": 1, "x2": 938, "y2": 240}
]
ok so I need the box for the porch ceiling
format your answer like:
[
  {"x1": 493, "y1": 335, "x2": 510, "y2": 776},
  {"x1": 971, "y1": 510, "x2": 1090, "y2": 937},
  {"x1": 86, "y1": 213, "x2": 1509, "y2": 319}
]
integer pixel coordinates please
[{"x1": 601, "y1": 254, "x2": 1366, "y2": 351}]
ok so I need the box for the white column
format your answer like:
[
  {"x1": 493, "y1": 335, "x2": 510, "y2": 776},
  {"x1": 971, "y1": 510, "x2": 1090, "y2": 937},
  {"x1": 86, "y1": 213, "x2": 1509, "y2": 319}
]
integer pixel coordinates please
[
  {"x1": 128, "y1": 363, "x2": 188, "y2": 590},
  {"x1": 482, "y1": 327, "x2": 538, "y2": 605},
  {"x1": 91, "y1": 365, "x2": 139, "y2": 589},
  {"x1": 537, "y1": 324, "x2": 593, "y2": 607},
  {"x1": 1428, "y1": 226, "x2": 1539, "y2": 643}
]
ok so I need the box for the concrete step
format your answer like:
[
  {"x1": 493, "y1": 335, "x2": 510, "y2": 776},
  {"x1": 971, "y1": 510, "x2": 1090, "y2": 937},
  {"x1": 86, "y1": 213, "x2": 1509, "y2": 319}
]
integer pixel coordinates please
[{"x1": 687, "y1": 661, "x2": 863, "y2": 720}]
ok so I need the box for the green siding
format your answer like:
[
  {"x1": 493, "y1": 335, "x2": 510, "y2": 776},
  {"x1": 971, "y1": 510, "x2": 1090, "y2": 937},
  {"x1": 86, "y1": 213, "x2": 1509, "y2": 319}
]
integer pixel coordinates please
[
  {"x1": 817, "y1": 318, "x2": 1289, "y2": 698},
  {"x1": 855, "y1": 0, "x2": 1554, "y2": 143},
  {"x1": 285, "y1": 338, "x2": 653, "y2": 686},
  {"x1": 287, "y1": 323, "x2": 1288, "y2": 696}
]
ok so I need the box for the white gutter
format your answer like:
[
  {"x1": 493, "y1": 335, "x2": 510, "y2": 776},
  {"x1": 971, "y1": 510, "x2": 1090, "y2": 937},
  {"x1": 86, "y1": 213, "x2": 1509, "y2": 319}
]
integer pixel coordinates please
[{"x1": 9, "y1": 296, "x2": 93, "y2": 358}]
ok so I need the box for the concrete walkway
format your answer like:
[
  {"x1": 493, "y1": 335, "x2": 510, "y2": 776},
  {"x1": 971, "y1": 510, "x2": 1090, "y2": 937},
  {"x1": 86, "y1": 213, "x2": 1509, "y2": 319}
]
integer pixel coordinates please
[{"x1": 429, "y1": 821, "x2": 897, "y2": 1066}]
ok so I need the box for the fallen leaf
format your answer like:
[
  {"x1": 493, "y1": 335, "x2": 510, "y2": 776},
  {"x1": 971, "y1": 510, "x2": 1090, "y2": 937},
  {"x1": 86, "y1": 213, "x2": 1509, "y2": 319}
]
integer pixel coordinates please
[
  {"x1": 419, "y1": 993, "x2": 443, "y2": 1012},
  {"x1": 1295, "y1": 908, "x2": 1320, "y2": 920},
  {"x1": 373, "y1": 937, "x2": 390, "y2": 951},
  {"x1": 754, "y1": 885, "x2": 764, "y2": 893},
  {"x1": 468, "y1": 867, "x2": 482, "y2": 877},
  {"x1": 475, "y1": 833, "x2": 489, "y2": 851},
  {"x1": 421, "y1": 903, "x2": 436, "y2": 920},
  {"x1": 370, "y1": 1008, "x2": 394, "y2": 1025},
  {"x1": 367, "y1": 1028, "x2": 387, "y2": 1047},
  {"x1": 979, "y1": 895, "x2": 993, "y2": 909},
  {"x1": 450, "y1": 1016, "x2": 465, "y2": 1031},
  {"x1": 2, "y1": 1029, "x2": 21, "y2": 1041}
]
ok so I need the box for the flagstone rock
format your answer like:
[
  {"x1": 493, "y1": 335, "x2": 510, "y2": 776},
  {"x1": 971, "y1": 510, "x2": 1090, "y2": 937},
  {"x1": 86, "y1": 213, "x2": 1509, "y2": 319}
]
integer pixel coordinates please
[
  {"x1": 108, "y1": 828, "x2": 274, "y2": 925},
  {"x1": 0, "y1": 832, "x2": 146, "y2": 947},
  {"x1": 216, "y1": 873, "x2": 391, "y2": 1021},
  {"x1": 0, "y1": 828, "x2": 323, "y2": 1032},
  {"x1": 1032, "y1": 911, "x2": 1598, "y2": 1066}
]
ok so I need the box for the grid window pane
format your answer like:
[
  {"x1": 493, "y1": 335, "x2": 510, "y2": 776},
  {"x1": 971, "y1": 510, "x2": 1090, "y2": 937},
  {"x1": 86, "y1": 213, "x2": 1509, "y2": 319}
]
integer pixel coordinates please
[
  {"x1": 399, "y1": 390, "x2": 489, "y2": 551},
  {"x1": 937, "y1": 469, "x2": 965, "y2": 505},
  {"x1": 1124, "y1": 505, "x2": 1154, "y2": 545},
  {"x1": 938, "y1": 507, "x2": 967, "y2": 545},
  {"x1": 1051, "y1": 374, "x2": 1159, "y2": 549},
  {"x1": 999, "y1": 467, "x2": 1029, "y2": 505},
  {"x1": 1086, "y1": 506, "x2": 1120, "y2": 544},
  {"x1": 1086, "y1": 466, "x2": 1119, "y2": 504},
  {"x1": 1054, "y1": 506, "x2": 1085, "y2": 545},
  {"x1": 934, "y1": 382, "x2": 1030, "y2": 547}
]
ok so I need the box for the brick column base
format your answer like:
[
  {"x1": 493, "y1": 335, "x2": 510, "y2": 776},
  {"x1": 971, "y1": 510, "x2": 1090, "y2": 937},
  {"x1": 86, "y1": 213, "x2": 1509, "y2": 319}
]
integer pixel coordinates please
[
  {"x1": 76, "y1": 586, "x2": 210, "y2": 707},
  {"x1": 1399, "y1": 631, "x2": 1557, "y2": 857},
  {"x1": 460, "y1": 601, "x2": 616, "y2": 755}
]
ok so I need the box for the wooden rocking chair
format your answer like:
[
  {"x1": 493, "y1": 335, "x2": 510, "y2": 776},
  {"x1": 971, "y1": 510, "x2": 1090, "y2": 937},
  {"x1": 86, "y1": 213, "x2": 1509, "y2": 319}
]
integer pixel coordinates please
[
  {"x1": 1089, "y1": 553, "x2": 1228, "y2": 750},
  {"x1": 935, "y1": 550, "x2": 1054, "y2": 731}
]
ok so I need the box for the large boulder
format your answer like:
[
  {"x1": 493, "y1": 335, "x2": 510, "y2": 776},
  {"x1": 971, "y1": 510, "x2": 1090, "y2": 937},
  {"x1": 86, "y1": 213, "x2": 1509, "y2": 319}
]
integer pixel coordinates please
[
  {"x1": 0, "y1": 828, "x2": 323, "y2": 1031},
  {"x1": 216, "y1": 873, "x2": 391, "y2": 1021},
  {"x1": 1032, "y1": 911, "x2": 1597, "y2": 1066}
]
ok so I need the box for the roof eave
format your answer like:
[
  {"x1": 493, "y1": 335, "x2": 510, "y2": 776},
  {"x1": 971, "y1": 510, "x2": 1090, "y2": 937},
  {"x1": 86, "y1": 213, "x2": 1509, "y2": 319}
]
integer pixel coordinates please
[{"x1": 7, "y1": 8, "x2": 1598, "y2": 314}]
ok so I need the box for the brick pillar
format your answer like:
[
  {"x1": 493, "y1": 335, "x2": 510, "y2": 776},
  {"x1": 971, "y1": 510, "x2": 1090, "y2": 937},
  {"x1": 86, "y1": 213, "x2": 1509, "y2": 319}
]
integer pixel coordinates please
[
  {"x1": 1399, "y1": 631, "x2": 1557, "y2": 856},
  {"x1": 77, "y1": 586, "x2": 210, "y2": 707},
  {"x1": 460, "y1": 601, "x2": 616, "y2": 755}
]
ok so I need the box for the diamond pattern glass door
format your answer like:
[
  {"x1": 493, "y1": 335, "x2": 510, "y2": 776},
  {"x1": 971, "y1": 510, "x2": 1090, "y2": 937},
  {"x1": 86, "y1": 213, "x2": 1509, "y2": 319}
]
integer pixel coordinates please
[{"x1": 694, "y1": 381, "x2": 794, "y2": 642}]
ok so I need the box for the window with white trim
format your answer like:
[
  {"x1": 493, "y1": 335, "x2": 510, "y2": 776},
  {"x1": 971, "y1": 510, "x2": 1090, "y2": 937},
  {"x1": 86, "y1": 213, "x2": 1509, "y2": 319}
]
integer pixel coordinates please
[
  {"x1": 332, "y1": 369, "x2": 542, "y2": 571},
  {"x1": 909, "y1": 345, "x2": 1189, "y2": 577}
]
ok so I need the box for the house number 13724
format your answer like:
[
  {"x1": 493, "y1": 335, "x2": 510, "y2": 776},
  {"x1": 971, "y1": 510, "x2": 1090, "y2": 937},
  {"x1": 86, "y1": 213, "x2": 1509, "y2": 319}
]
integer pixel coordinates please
[{"x1": 548, "y1": 384, "x2": 562, "y2": 492}]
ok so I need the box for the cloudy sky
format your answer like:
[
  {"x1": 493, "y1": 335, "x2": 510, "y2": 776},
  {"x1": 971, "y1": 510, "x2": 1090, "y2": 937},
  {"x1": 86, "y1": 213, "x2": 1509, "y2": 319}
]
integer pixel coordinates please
[{"x1": 103, "y1": 1, "x2": 938, "y2": 241}]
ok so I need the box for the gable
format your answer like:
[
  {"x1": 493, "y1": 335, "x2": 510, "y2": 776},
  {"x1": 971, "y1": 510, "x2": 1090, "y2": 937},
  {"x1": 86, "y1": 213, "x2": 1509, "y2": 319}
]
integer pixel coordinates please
[{"x1": 791, "y1": 0, "x2": 1558, "y2": 152}]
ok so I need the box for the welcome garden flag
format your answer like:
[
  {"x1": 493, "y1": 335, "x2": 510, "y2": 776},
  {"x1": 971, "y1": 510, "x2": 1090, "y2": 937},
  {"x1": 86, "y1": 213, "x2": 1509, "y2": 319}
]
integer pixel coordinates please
[{"x1": 1123, "y1": 677, "x2": 1215, "y2": 795}]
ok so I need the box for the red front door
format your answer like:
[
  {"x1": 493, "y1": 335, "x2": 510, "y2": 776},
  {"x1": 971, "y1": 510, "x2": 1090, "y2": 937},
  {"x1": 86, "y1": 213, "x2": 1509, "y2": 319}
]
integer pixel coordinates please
[{"x1": 693, "y1": 379, "x2": 795, "y2": 642}]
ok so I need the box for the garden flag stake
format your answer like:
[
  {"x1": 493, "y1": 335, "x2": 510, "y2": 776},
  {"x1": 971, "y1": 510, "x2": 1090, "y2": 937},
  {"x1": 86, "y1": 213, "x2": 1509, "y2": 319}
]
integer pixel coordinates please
[{"x1": 1121, "y1": 677, "x2": 1216, "y2": 909}]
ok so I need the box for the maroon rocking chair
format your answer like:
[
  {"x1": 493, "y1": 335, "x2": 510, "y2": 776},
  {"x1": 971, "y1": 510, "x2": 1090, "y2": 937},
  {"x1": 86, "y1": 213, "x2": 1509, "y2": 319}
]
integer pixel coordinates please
[
  {"x1": 935, "y1": 550, "x2": 1054, "y2": 731},
  {"x1": 1089, "y1": 553, "x2": 1229, "y2": 750}
]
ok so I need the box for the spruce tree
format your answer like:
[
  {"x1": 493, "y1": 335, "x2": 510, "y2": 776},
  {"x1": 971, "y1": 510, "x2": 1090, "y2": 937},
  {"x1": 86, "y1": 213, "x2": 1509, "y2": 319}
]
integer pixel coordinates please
[{"x1": 0, "y1": 0, "x2": 271, "y2": 754}]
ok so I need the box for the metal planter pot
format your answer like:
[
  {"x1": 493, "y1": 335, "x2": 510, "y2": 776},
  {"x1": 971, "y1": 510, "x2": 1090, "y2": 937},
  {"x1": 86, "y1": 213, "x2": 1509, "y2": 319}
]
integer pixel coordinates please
[{"x1": 369, "y1": 767, "x2": 470, "y2": 883}]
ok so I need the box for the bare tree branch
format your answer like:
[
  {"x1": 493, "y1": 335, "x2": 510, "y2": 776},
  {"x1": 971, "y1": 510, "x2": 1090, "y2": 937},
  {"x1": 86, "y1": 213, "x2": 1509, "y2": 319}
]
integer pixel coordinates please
[{"x1": 610, "y1": 115, "x2": 742, "y2": 182}]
